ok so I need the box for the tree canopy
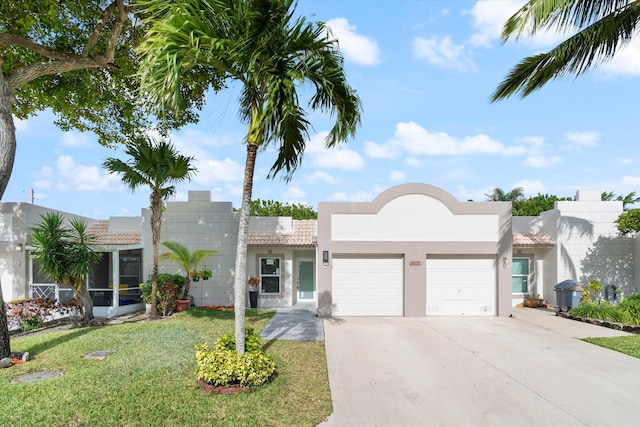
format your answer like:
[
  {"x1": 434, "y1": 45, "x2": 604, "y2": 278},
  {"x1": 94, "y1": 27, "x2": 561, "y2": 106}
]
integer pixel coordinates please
[
  {"x1": 247, "y1": 199, "x2": 317, "y2": 220},
  {"x1": 512, "y1": 193, "x2": 573, "y2": 216}
]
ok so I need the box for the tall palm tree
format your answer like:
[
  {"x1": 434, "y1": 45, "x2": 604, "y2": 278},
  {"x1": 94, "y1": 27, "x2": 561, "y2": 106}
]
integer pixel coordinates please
[
  {"x1": 103, "y1": 136, "x2": 196, "y2": 318},
  {"x1": 136, "y1": 0, "x2": 362, "y2": 353},
  {"x1": 486, "y1": 187, "x2": 524, "y2": 202},
  {"x1": 29, "y1": 212, "x2": 101, "y2": 322},
  {"x1": 160, "y1": 241, "x2": 217, "y2": 300},
  {"x1": 491, "y1": 0, "x2": 640, "y2": 100}
]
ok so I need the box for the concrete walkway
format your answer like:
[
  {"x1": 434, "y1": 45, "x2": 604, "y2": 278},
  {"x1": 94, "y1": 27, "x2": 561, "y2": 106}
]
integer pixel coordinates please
[
  {"x1": 319, "y1": 308, "x2": 639, "y2": 427},
  {"x1": 260, "y1": 302, "x2": 324, "y2": 341}
]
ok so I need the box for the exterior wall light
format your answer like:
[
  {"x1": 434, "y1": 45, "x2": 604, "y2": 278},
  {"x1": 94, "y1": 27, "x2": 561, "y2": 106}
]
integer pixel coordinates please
[
  {"x1": 15, "y1": 243, "x2": 24, "y2": 252},
  {"x1": 502, "y1": 257, "x2": 509, "y2": 269}
]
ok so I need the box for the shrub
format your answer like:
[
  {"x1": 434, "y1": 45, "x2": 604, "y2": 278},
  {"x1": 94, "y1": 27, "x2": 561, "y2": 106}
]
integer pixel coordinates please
[
  {"x1": 6, "y1": 298, "x2": 78, "y2": 331},
  {"x1": 140, "y1": 274, "x2": 185, "y2": 312},
  {"x1": 194, "y1": 328, "x2": 276, "y2": 388},
  {"x1": 570, "y1": 302, "x2": 620, "y2": 323},
  {"x1": 216, "y1": 327, "x2": 262, "y2": 353},
  {"x1": 617, "y1": 293, "x2": 640, "y2": 325}
]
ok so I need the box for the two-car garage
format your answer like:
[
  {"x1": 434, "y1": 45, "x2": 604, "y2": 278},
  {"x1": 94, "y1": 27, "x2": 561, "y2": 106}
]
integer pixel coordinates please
[
  {"x1": 330, "y1": 254, "x2": 497, "y2": 317},
  {"x1": 317, "y1": 184, "x2": 512, "y2": 317}
]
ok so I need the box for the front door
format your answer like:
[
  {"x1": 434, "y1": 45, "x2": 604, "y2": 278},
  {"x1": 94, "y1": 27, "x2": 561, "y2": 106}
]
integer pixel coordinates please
[{"x1": 298, "y1": 259, "x2": 315, "y2": 300}]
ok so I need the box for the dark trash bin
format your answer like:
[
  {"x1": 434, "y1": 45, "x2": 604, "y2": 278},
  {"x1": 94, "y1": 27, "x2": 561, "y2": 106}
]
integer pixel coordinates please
[{"x1": 554, "y1": 280, "x2": 583, "y2": 315}]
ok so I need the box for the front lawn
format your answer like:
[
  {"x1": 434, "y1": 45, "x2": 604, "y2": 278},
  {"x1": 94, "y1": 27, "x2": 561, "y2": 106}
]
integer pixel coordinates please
[
  {"x1": 0, "y1": 309, "x2": 332, "y2": 426},
  {"x1": 583, "y1": 335, "x2": 640, "y2": 359}
]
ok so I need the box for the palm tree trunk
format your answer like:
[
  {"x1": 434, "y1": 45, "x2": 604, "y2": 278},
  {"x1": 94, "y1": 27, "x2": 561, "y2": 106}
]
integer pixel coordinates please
[
  {"x1": 76, "y1": 283, "x2": 94, "y2": 322},
  {"x1": 233, "y1": 143, "x2": 258, "y2": 354},
  {"x1": 150, "y1": 191, "x2": 163, "y2": 318}
]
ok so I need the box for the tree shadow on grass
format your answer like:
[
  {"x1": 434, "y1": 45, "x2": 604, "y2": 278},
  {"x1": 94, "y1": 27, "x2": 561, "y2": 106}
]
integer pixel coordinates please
[
  {"x1": 18, "y1": 327, "x2": 95, "y2": 356},
  {"x1": 180, "y1": 308, "x2": 275, "y2": 322}
]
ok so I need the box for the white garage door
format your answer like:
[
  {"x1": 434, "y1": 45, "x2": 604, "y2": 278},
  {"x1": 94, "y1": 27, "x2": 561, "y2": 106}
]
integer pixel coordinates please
[
  {"x1": 426, "y1": 255, "x2": 496, "y2": 316},
  {"x1": 332, "y1": 256, "x2": 403, "y2": 316}
]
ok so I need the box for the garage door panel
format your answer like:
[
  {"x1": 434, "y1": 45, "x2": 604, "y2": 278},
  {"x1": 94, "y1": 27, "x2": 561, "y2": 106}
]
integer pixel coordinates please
[
  {"x1": 427, "y1": 256, "x2": 496, "y2": 316},
  {"x1": 332, "y1": 256, "x2": 403, "y2": 316}
]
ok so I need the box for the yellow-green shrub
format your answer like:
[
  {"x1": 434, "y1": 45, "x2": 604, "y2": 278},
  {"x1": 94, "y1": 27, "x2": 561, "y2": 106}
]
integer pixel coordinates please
[{"x1": 194, "y1": 329, "x2": 276, "y2": 387}]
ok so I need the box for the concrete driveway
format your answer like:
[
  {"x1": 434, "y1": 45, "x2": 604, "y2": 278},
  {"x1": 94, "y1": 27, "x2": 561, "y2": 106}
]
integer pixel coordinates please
[{"x1": 320, "y1": 308, "x2": 640, "y2": 426}]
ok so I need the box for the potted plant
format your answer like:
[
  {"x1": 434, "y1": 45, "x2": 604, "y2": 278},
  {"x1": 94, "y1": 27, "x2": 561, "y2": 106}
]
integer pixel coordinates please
[
  {"x1": 248, "y1": 275, "x2": 260, "y2": 309},
  {"x1": 160, "y1": 242, "x2": 217, "y2": 311},
  {"x1": 201, "y1": 267, "x2": 212, "y2": 280},
  {"x1": 525, "y1": 294, "x2": 543, "y2": 308}
]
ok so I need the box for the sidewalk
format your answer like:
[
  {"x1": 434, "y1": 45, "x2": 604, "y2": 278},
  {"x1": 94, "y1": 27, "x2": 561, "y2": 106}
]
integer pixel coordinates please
[{"x1": 260, "y1": 302, "x2": 324, "y2": 341}]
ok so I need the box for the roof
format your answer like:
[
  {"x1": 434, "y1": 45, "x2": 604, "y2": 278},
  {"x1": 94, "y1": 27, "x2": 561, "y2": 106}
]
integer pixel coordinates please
[
  {"x1": 248, "y1": 219, "x2": 317, "y2": 247},
  {"x1": 512, "y1": 232, "x2": 556, "y2": 248},
  {"x1": 87, "y1": 221, "x2": 142, "y2": 246}
]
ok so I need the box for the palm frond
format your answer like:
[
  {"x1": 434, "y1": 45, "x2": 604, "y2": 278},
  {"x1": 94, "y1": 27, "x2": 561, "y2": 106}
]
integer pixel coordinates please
[{"x1": 493, "y1": 1, "x2": 640, "y2": 100}]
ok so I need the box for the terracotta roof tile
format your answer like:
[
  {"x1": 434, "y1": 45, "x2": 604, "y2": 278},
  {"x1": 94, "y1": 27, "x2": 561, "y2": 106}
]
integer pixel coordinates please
[
  {"x1": 87, "y1": 221, "x2": 142, "y2": 246},
  {"x1": 248, "y1": 219, "x2": 317, "y2": 247},
  {"x1": 513, "y1": 232, "x2": 555, "y2": 248}
]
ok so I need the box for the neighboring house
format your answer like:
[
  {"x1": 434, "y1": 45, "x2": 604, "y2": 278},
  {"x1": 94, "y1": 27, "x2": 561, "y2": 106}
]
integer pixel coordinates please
[
  {"x1": 1, "y1": 185, "x2": 637, "y2": 318},
  {"x1": 512, "y1": 190, "x2": 636, "y2": 304}
]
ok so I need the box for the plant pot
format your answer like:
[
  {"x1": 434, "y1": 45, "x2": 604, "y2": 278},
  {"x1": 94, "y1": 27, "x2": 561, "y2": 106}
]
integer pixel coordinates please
[
  {"x1": 525, "y1": 297, "x2": 542, "y2": 308},
  {"x1": 176, "y1": 299, "x2": 190, "y2": 312},
  {"x1": 248, "y1": 290, "x2": 258, "y2": 309}
]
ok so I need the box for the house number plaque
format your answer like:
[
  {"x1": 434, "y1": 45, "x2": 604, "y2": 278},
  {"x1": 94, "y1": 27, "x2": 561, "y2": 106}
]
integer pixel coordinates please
[{"x1": 409, "y1": 260, "x2": 422, "y2": 266}]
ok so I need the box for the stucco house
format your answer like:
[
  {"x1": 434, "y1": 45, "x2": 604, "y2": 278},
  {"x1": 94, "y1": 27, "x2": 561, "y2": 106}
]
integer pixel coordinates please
[{"x1": 1, "y1": 184, "x2": 637, "y2": 318}]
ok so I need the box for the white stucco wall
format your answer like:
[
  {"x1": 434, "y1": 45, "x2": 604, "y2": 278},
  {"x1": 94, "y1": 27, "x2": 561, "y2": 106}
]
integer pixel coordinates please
[
  {"x1": 331, "y1": 194, "x2": 499, "y2": 242},
  {"x1": 145, "y1": 191, "x2": 238, "y2": 307}
]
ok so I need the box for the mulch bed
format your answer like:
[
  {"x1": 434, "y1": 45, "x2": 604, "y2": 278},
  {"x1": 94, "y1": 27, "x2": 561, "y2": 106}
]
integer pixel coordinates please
[
  {"x1": 199, "y1": 305, "x2": 234, "y2": 311},
  {"x1": 11, "y1": 356, "x2": 24, "y2": 366},
  {"x1": 196, "y1": 379, "x2": 251, "y2": 395}
]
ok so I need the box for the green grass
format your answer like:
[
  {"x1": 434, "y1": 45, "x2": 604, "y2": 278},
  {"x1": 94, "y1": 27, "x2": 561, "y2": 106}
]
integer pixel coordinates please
[
  {"x1": 583, "y1": 335, "x2": 640, "y2": 359},
  {"x1": 0, "y1": 309, "x2": 332, "y2": 427}
]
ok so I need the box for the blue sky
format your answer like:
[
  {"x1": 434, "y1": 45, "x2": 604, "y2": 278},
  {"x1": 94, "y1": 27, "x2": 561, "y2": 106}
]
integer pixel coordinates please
[{"x1": 5, "y1": 0, "x2": 640, "y2": 218}]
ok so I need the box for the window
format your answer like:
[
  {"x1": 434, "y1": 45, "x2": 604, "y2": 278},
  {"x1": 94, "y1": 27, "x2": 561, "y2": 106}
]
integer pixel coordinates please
[
  {"x1": 512, "y1": 257, "x2": 530, "y2": 294},
  {"x1": 260, "y1": 257, "x2": 281, "y2": 294}
]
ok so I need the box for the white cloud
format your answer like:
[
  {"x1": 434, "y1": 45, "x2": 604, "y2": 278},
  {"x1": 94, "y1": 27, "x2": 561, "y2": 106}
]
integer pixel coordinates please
[
  {"x1": 468, "y1": 0, "x2": 566, "y2": 48},
  {"x1": 389, "y1": 170, "x2": 407, "y2": 182},
  {"x1": 467, "y1": 0, "x2": 525, "y2": 47},
  {"x1": 304, "y1": 171, "x2": 338, "y2": 184},
  {"x1": 331, "y1": 190, "x2": 372, "y2": 202},
  {"x1": 524, "y1": 155, "x2": 562, "y2": 168},
  {"x1": 405, "y1": 157, "x2": 422, "y2": 167},
  {"x1": 192, "y1": 158, "x2": 244, "y2": 185},
  {"x1": 517, "y1": 135, "x2": 562, "y2": 167},
  {"x1": 413, "y1": 36, "x2": 477, "y2": 72},
  {"x1": 601, "y1": 38, "x2": 640, "y2": 76},
  {"x1": 390, "y1": 121, "x2": 525, "y2": 156},
  {"x1": 54, "y1": 155, "x2": 122, "y2": 192},
  {"x1": 314, "y1": 148, "x2": 365, "y2": 171},
  {"x1": 514, "y1": 179, "x2": 545, "y2": 194},
  {"x1": 60, "y1": 132, "x2": 92, "y2": 148},
  {"x1": 622, "y1": 176, "x2": 640, "y2": 186},
  {"x1": 326, "y1": 18, "x2": 381, "y2": 66},
  {"x1": 564, "y1": 131, "x2": 599, "y2": 150},
  {"x1": 364, "y1": 141, "x2": 399, "y2": 159},
  {"x1": 282, "y1": 186, "x2": 307, "y2": 200},
  {"x1": 13, "y1": 116, "x2": 28, "y2": 132}
]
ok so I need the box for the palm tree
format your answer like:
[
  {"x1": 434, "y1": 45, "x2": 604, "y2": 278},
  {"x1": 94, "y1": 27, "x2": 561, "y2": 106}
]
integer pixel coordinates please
[
  {"x1": 103, "y1": 136, "x2": 196, "y2": 318},
  {"x1": 136, "y1": 0, "x2": 361, "y2": 353},
  {"x1": 491, "y1": 1, "x2": 640, "y2": 100},
  {"x1": 29, "y1": 212, "x2": 101, "y2": 322},
  {"x1": 486, "y1": 187, "x2": 524, "y2": 202},
  {"x1": 160, "y1": 241, "x2": 217, "y2": 300}
]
